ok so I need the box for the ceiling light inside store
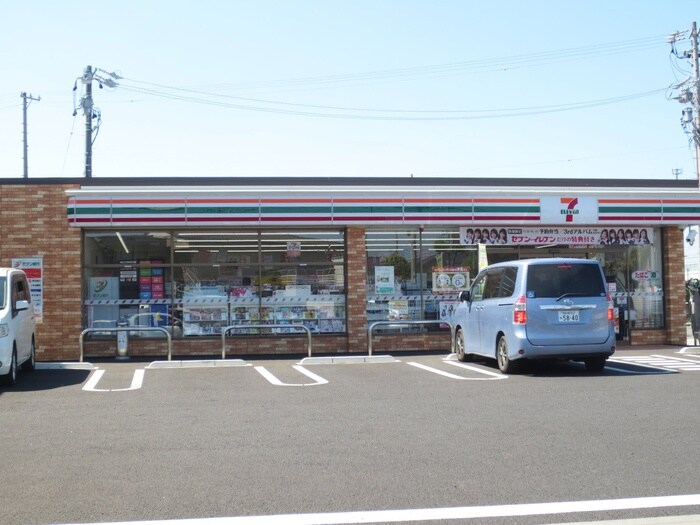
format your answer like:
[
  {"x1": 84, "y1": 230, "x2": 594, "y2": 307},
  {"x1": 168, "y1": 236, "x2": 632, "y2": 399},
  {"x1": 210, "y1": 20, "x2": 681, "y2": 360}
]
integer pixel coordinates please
[{"x1": 115, "y1": 232, "x2": 129, "y2": 254}]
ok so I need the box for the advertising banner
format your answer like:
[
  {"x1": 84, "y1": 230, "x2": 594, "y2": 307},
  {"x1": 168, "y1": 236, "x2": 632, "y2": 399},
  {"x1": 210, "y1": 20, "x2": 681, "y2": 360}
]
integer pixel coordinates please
[
  {"x1": 12, "y1": 257, "x2": 43, "y2": 322},
  {"x1": 460, "y1": 227, "x2": 654, "y2": 246}
]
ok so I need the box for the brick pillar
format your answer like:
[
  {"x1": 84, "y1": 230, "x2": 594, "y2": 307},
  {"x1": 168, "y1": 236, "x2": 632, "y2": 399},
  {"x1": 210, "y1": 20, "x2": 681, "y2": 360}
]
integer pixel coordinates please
[
  {"x1": 663, "y1": 226, "x2": 686, "y2": 345},
  {"x1": 345, "y1": 227, "x2": 367, "y2": 353}
]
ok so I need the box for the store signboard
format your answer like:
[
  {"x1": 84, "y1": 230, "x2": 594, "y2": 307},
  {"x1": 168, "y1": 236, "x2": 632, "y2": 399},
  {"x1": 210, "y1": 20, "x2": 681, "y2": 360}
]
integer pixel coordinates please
[
  {"x1": 540, "y1": 196, "x2": 598, "y2": 224},
  {"x1": 12, "y1": 257, "x2": 43, "y2": 322},
  {"x1": 460, "y1": 227, "x2": 654, "y2": 246}
]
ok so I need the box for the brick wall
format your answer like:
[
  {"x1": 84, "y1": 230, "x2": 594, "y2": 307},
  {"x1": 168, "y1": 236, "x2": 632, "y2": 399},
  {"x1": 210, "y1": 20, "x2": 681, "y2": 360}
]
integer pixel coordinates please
[{"x1": 0, "y1": 184, "x2": 82, "y2": 361}]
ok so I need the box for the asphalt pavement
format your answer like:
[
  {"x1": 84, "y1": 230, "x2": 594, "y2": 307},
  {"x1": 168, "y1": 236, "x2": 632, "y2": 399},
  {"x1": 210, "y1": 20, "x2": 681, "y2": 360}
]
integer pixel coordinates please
[{"x1": 2, "y1": 343, "x2": 700, "y2": 525}]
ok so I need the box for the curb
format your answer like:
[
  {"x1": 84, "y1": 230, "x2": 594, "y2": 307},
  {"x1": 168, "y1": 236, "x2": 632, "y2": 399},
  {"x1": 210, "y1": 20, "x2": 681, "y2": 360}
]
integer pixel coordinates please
[
  {"x1": 147, "y1": 359, "x2": 251, "y2": 369},
  {"x1": 299, "y1": 355, "x2": 397, "y2": 365},
  {"x1": 36, "y1": 362, "x2": 97, "y2": 370}
]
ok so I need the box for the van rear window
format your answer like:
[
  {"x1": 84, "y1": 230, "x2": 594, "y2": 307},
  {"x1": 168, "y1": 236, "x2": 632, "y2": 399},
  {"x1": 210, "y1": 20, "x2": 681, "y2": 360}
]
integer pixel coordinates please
[{"x1": 526, "y1": 263, "x2": 605, "y2": 298}]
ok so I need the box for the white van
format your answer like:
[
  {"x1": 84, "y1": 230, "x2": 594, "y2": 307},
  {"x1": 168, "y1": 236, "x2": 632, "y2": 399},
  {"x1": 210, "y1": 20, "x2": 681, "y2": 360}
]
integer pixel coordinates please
[
  {"x1": 453, "y1": 258, "x2": 615, "y2": 373},
  {"x1": 0, "y1": 268, "x2": 37, "y2": 386}
]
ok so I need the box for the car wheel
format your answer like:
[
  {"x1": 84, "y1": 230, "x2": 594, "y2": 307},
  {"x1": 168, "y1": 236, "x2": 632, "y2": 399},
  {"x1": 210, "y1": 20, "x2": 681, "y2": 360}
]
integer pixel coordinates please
[
  {"x1": 1, "y1": 349, "x2": 17, "y2": 387},
  {"x1": 584, "y1": 357, "x2": 606, "y2": 373},
  {"x1": 496, "y1": 336, "x2": 518, "y2": 374},
  {"x1": 455, "y1": 328, "x2": 472, "y2": 362},
  {"x1": 23, "y1": 338, "x2": 36, "y2": 372}
]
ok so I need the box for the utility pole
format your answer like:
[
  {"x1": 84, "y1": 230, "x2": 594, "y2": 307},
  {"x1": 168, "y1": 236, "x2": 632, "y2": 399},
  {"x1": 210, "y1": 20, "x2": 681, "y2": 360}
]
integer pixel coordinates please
[
  {"x1": 21, "y1": 92, "x2": 41, "y2": 179},
  {"x1": 691, "y1": 21, "x2": 700, "y2": 184},
  {"x1": 82, "y1": 66, "x2": 94, "y2": 178},
  {"x1": 75, "y1": 65, "x2": 120, "y2": 178},
  {"x1": 669, "y1": 22, "x2": 700, "y2": 186}
]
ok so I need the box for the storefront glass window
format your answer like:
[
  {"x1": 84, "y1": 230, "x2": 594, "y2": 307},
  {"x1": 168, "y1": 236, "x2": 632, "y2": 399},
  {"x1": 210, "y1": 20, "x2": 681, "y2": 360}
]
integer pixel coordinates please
[
  {"x1": 83, "y1": 229, "x2": 346, "y2": 337},
  {"x1": 84, "y1": 231, "x2": 171, "y2": 265},
  {"x1": 628, "y1": 237, "x2": 664, "y2": 330},
  {"x1": 598, "y1": 228, "x2": 664, "y2": 335},
  {"x1": 366, "y1": 228, "x2": 473, "y2": 328}
]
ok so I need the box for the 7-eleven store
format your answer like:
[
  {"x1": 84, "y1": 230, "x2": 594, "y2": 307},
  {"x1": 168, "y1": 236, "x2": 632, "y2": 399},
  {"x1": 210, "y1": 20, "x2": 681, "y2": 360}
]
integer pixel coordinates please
[{"x1": 0, "y1": 176, "x2": 696, "y2": 362}]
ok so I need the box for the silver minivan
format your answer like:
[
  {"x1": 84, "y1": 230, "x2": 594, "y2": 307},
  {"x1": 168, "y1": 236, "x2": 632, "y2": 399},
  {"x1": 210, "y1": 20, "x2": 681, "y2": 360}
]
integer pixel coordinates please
[
  {"x1": 0, "y1": 268, "x2": 37, "y2": 386},
  {"x1": 453, "y1": 258, "x2": 615, "y2": 373}
]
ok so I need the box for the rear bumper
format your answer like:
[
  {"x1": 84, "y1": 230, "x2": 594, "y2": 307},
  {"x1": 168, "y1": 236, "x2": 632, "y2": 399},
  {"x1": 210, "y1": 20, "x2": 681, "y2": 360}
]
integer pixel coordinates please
[{"x1": 511, "y1": 331, "x2": 616, "y2": 361}]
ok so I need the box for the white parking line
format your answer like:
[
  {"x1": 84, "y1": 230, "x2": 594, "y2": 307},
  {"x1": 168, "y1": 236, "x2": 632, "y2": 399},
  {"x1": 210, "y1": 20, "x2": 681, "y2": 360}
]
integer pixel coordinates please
[
  {"x1": 254, "y1": 365, "x2": 328, "y2": 386},
  {"x1": 609, "y1": 355, "x2": 700, "y2": 373},
  {"x1": 650, "y1": 355, "x2": 700, "y2": 370},
  {"x1": 606, "y1": 358, "x2": 678, "y2": 374},
  {"x1": 649, "y1": 354, "x2": 700, "y2": 370},
  {"x1": 407, "y1": 361, "x2": 508, "y2": 380},
  {"x1": 56, "y1": 494, "x2": 700, "y2": 525},
  {"x1": 442, "y1": 359, "x2": 507, "y2": 379},
  {"x1": 82, "y1": 369, "x2": 145, "y2": 392}
]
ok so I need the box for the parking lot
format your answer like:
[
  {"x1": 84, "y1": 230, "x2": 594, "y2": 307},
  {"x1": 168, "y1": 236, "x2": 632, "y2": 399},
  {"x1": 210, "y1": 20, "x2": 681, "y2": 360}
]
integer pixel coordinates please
[{"x1": 2, "y1": 348, "x2": 700, "y2": 525}]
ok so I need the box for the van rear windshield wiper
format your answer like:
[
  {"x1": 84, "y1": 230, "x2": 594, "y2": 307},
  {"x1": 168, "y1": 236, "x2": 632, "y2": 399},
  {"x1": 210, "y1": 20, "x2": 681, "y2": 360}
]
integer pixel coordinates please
[{"x1": 555, "y1": 292, "x2": 590, "y2": 302}]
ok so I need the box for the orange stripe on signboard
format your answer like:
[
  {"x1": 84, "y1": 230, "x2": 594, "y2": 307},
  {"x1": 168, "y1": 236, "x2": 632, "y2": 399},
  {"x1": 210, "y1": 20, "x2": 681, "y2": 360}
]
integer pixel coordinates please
[
  {"x1": 598, "y1": 199, "x2": 662, "y2": 204},
  {"x1": 473, "y1": 198, "x2": 539, "y2": 203}
]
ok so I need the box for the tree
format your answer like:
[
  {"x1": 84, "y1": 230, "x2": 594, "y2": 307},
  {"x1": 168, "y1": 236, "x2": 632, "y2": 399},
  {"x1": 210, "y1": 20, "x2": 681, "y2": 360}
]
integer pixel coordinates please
[{"x1": 380, "y1": 253, "x2": 411, "y2": 280}]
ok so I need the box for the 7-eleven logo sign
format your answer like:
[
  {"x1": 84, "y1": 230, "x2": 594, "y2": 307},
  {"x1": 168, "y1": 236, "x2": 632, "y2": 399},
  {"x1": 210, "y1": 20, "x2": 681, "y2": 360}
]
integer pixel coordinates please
[{"x1": 560, "y1": 197, "x2": 579, "y2": 222}]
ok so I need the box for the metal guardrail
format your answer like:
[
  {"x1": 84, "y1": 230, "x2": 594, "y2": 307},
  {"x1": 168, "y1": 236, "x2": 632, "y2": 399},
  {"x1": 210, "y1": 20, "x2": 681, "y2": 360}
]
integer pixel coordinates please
[
  {"x1": 221, "y1": 324, "x2": 313, "y2": 359},
  {"x1": 79, "y1": 327, "x2": 172, "y2": 362},
  {"x1": 368, "y1": 320, "x2": 455, "y2": 356}
]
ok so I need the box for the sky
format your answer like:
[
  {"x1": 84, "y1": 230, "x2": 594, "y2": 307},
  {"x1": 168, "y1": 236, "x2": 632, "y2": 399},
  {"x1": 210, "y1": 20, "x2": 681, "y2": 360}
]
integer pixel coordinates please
[{"x1": 0, "y1": 1, "x2": 698, "y2": 181}]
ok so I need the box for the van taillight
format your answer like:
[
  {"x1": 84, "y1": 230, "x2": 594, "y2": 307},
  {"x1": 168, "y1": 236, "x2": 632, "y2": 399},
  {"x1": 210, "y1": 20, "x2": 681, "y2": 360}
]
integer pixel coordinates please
[
  {"x1": 513, "y1": 295, "x2": 527, "y2": 324},
  {"x1": 607, "y1": 294, "x2": 614, "y2": 322}
]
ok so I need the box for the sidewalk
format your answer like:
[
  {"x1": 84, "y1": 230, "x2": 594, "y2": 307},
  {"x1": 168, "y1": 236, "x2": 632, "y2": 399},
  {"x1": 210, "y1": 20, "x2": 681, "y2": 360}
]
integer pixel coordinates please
[{"x1": 609, "y1": 324, "x2": 700, "y2": 354}]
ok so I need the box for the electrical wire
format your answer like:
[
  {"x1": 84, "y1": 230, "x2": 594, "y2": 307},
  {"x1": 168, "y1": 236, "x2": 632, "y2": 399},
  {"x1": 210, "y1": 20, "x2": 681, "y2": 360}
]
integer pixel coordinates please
[
  {"x1": 59, "y1": 114, "x2": 77, "y2": 177},
  {"x1": 115, "y1": 82, "x2": 666, "y2": 120},
  {"x1": 109, "y1": 34, "x2": 669, "y2": 120},
  {"x1": 157, "y1": 35, "x2": 664, "y2": 94}
]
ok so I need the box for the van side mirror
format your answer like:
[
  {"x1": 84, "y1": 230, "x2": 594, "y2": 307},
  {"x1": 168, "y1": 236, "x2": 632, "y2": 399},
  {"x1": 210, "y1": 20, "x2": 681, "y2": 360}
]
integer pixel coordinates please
[
  {"x1": 459, "y1": 290, "x2": 471, "y2": 302},
  {"x1": 14, "y1": 299, "x2": 29, "y2": 311}
]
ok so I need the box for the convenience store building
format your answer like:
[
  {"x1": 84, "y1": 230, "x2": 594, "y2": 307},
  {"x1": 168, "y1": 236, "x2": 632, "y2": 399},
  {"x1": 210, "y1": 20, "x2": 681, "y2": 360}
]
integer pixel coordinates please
[{"x1": 1, "y1": 176, "x2": 697, "y2": 362}]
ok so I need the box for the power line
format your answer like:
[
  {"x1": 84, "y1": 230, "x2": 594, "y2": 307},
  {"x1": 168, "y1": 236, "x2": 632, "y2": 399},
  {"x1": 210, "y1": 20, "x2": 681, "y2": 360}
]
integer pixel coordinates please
[
  {"x1": 109, "y1": 34, "x2": 668, "y2": 120},
  {"x1": 115, "y1": 82, "x2": 666, "y2": 120},
  {"x1": 163, "y1": 34, "x2": 664, "y2": 93}
]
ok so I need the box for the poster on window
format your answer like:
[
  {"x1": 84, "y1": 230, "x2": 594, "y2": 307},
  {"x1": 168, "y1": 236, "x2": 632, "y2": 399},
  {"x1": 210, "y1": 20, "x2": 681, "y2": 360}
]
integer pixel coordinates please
[
  {"x1": 432, "y1": 267, "x2": 469, "y2": 293},
  {"x1": 439, "y1": 301, "x2": 459, "y2": 322},
  {"x1": 12, "y1": 257, "x2": 43, "y2": 322},
  {"x1": 388, "y1": 299, "x2": 409, "y2": 320},
  {"x1": 286, "y1": 242, "x2": 301, "y2": 258},
  {"x1": 375, "y1": 266, "x2": 395, "y2": 294},
  {"x1": 460, "y1": 227, "x2": 654, "y2": 246}
]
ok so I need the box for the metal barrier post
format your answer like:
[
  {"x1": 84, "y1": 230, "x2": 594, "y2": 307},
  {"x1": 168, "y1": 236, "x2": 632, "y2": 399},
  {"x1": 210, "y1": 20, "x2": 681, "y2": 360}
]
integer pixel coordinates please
[
  {"x1": 222, "y1": 324, "x2": 312, "y2": 359},
  {"x1": 116, "y1": 319, "x2": 129, "y2": 359},
  {"x1": 79, "y1": 327, "x2": 172, "y2": 362},
  {"x1": 367, "y1": 320, "x2": 455, "y2": 356}
]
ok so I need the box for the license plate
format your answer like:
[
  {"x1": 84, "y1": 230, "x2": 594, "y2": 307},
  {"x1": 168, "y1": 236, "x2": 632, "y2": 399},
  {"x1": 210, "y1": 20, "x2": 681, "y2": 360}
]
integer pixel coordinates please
[{"x1": 558, "y1": 311, "x2": 580, "y2": 323}]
